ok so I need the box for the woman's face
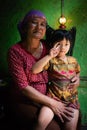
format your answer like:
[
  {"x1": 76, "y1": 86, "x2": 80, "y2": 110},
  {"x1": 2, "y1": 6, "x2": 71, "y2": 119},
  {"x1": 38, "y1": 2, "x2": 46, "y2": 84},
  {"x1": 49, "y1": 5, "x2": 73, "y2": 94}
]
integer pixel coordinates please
[
  {"x1": 27, "y1": 17, "x2": 46, "y2": 39},
  {"x1": 54, "y1": 38, "x2": 70, "y2": 57}
]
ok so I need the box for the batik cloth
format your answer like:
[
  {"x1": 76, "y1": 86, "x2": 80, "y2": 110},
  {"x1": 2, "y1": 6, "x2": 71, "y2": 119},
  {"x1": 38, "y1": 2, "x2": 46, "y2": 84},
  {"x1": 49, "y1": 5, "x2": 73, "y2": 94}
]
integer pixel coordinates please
[{"x1": 44, "y1": 56, "x2": 80, "y2": 109}]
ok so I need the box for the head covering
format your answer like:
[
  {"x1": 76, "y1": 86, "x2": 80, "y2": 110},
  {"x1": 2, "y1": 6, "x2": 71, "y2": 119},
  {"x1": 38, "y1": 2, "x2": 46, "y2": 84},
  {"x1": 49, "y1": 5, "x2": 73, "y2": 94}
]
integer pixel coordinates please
[
  {"x1": 24, "y1": 10, "x2": 46, "y2": 20},
  {"x1": 17, "y1": 10, "x2": 47, "y2": 40}
]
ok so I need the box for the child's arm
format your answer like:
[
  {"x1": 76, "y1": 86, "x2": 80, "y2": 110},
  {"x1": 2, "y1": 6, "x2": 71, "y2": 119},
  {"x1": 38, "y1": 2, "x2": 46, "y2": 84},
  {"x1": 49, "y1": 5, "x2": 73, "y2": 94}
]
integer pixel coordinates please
[
  {"x1": 32, "y1": 44, "x2": 60, "y2": 74},
  {"x1": 32, "y1": 55, "x2": 52, "y2": 74}
]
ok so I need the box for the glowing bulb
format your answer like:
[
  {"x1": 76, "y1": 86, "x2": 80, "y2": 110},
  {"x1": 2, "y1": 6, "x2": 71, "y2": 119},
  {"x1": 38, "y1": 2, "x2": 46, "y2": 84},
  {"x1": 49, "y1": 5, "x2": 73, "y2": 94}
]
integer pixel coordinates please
[{"x1": 59, "y1": 16, "x2": 66, "y2": 25}]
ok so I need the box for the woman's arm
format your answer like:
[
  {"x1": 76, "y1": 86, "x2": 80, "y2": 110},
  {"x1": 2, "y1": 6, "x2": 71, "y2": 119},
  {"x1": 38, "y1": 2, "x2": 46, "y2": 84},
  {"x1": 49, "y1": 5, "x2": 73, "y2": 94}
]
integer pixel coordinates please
[
  {"x1": 22, "y1": 85, "x2": 74, "y2": 122},
  {"x1": 8, "y1": 46, "x2": 74, "y2": 122}
]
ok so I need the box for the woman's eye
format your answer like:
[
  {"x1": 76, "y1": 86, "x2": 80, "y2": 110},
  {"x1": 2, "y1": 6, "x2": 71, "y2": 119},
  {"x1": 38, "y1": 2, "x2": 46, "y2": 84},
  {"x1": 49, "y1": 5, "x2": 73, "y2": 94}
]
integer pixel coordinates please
[
  {"x1": 41, "y1": 23, "x2": 46, "y2": 27},
  {"x1": 31, "y1": 21, "x2": 37, "y2": 25},
  {"x1": 30, "y1": 20, "x2": 46, "y2": 28}
]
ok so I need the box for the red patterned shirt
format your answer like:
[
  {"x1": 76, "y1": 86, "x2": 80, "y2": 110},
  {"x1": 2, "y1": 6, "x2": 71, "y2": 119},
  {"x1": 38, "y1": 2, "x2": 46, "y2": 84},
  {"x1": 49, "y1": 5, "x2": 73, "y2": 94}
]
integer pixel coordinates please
[{"x1": 8, "y1": 41, "x2": 48, "y2": 95}]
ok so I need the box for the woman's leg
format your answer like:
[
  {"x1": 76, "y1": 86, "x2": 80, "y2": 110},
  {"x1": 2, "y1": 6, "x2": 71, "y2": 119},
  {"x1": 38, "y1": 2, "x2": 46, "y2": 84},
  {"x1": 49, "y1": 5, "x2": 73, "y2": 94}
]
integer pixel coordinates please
[
  {"x1": 64, "y1": 109, "x2": 79, "y2": 130},
  {"x1": 7, "y1": 103, "x2": 40, "y2": 129},
  {"x1": 35, "y1": 106, "x2": 54, "y2": 130},
  {"x1": 7, "y1": 103, "x2": 61, "y2": 130}
]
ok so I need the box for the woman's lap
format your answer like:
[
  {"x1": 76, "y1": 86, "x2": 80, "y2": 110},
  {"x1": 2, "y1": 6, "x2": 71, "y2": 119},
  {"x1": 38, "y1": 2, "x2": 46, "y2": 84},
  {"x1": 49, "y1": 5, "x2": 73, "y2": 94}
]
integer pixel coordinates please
[
  {"x1": 7, "y1": 103, "x2": 81, "y2": 130},
  {"x1": 7, "y1": 103, "x2": 61, "y2": 130}
]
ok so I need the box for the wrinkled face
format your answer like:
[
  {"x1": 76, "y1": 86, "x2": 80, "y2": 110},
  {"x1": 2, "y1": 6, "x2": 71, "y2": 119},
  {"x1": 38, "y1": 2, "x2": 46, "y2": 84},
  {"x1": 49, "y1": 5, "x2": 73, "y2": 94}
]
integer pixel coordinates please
[
  {"x1": 27, "y1": 17, "x2": 46, "y2": 39},
  {"x1": 54, "y1": 38, "x2": 70, "y2": 57}
]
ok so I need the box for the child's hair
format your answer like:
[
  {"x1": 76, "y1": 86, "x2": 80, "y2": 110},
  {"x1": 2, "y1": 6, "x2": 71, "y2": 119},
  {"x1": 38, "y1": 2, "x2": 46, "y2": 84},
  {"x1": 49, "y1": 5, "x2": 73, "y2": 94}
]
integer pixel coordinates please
[
  {"x1": 49, "y1": 29, "x2": 72, "y2": 48},
  {"x1": 46, "y1": 27, "x2": 76, "y2": 55}
]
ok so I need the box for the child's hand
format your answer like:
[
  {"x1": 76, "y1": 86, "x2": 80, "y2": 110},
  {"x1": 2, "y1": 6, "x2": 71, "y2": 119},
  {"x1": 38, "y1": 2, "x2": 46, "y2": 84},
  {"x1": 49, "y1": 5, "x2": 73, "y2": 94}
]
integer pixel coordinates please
[{"x1": 49, "y1": 42, "x2": 60, "y2": 58}]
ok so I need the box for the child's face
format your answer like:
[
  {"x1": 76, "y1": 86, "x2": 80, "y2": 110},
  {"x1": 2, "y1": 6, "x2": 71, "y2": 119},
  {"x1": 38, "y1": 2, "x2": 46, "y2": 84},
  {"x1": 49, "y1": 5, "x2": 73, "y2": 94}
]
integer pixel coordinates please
[{"x1": 54, "y1": 38, "x2": 70, "y2": 57}]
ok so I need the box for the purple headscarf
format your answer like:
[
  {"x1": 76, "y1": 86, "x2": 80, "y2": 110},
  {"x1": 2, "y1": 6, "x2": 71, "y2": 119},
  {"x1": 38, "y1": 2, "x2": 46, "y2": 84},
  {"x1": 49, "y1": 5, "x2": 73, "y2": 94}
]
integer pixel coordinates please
[
  {"x1": 24, "y1": 10, "x2": 46, "y2": 20},
  {"x1": 17, "y1": 10, "x2": 47, "y2": 40}
]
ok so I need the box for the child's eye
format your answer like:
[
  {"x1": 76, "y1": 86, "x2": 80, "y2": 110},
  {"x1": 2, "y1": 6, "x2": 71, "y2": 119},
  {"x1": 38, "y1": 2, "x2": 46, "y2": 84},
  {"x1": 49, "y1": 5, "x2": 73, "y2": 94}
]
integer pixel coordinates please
[{"x1": 65, "y1": 43, "x2": 69, "y2": 46}]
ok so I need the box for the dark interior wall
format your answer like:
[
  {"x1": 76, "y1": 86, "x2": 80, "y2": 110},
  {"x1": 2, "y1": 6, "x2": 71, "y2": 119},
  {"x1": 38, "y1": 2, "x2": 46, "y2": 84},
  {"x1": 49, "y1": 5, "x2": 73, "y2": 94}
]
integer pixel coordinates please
[{"x1": 0, "y1": 0, "x2": 87, "y2": 78}]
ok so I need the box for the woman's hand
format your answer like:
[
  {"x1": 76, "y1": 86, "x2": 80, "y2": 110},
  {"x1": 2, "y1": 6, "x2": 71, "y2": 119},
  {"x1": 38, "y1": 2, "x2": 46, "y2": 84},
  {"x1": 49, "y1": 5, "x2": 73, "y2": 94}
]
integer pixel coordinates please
[
  {"x1": 67, "y1": 74, "x2": 80, "y2": 91},
  {"x1": 69, "y1": 74, "x2": 80, "y2": 90},
  {"x1": 71, "y1": 74, "x2": 80, "y2": 85},
  {"x1": 49, "y1": 98, "x2": 74, "y2": 122}
]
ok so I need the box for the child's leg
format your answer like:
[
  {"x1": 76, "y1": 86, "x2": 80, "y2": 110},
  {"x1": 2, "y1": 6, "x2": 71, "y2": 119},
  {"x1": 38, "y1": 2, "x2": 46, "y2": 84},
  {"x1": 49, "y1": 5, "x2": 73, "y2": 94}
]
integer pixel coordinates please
[
  {"x1": 35, "y1": 106, "x2": 54, "y2": 130},
  {"x1": 64, "y1": 109, "x2": 79, "y2": 130}
]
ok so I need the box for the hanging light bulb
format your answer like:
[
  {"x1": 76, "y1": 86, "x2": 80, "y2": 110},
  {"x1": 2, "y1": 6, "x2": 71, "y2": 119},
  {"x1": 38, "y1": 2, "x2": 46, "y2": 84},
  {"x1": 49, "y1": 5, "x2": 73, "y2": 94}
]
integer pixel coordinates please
[
  {"x1": 59, "y1": 0, "x2": 66, "y2": 29},
  {"x1": 59, "y1": 15, "x2": 66, "y2": 28}
]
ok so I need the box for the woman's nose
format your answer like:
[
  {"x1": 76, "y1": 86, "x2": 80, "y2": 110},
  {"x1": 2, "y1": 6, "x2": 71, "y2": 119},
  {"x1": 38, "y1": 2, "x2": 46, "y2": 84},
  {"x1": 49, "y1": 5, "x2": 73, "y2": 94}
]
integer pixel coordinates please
[{"x1": 36, "y1": 23, "x2": 41, "y2": 29}]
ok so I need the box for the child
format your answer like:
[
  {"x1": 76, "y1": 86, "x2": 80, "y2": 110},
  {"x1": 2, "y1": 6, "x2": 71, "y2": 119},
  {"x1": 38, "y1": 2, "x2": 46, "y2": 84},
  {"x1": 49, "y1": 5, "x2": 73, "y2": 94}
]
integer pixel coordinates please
[{"x1": 32, "y1": 29, "x2": 80, "y2": 130}]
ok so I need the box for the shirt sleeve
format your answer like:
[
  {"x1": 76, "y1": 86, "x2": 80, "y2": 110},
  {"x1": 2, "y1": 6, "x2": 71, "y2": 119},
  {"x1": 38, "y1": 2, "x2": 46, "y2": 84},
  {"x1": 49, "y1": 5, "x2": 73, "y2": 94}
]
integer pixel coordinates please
[
  {"x1": 8, "y1": 48, "x2": 28, "y2": 90},
  {"x1": 68, "y1": 56, "x2": 80, "y2": 74}
]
